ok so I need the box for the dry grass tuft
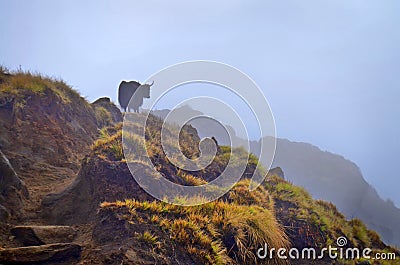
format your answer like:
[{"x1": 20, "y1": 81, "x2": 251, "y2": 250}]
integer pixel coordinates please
[{"x1": 101, "y1": 194, "x2": 289, "y2": 265}]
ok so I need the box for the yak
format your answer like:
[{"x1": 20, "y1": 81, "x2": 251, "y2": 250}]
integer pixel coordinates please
[{"x1": 118, "y1": 80, "x2": 153, "y2": 112}]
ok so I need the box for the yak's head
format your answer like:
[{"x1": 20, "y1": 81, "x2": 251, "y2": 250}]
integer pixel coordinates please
[{"x1": 138, "y1": 80, "x2": 153, "y2": 98}]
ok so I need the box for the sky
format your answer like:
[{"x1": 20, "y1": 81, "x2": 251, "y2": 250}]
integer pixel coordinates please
[{"x1": 1, "y1": 0, "x2": 399, "y2": 206}]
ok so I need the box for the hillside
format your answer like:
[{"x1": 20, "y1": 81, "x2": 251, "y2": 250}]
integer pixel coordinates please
[
  {"x1": 0, "y1": 69, "x2": 398, "y2": 264},
  {"x1": 48, "y1": 115, "x2": 396, "y2": 264},
  {"x1": 151, "y1": 105, "x2": 400, "y2": 247},
  {"x1": 0, "y1": 68, "x2": 122, "y2": 221}
]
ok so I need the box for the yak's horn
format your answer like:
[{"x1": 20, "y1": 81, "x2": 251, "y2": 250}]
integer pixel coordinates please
[{"x1": 149, "y1": 80, "x2": 154, "y2": 86}]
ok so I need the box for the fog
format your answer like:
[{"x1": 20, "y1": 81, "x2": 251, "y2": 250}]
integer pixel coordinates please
[{"x1": 1, "y1": 0, "x2": 399, "y2": 206}]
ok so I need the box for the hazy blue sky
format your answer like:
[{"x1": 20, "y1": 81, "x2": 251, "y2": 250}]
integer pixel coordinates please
[{"x1": 1, "y1": 1, "x2": 399, "y2": 206}]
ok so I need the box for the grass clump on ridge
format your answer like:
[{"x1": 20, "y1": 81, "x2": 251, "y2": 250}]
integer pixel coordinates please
[
  {"x1": 0, "y1": 66, "x2": 83, "y2": 105},
  {"x1": 92, "y1": 124, "x2": 124, "y2": 161}
]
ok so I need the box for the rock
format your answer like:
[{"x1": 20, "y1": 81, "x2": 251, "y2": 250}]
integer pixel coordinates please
[
  {"x1": 0, "y1": 150, "x2": 28, "y2": 196},
  {"x1": 11, "y1": 225, "x2": 77, "y2": 246},
  {"x1": 41, "y1": 156, "x2": 153, "y2": 225},
  {"x1": 268, "y1": 167, "x2": 285, "y2": 179},
  {"x1": 0, "y1": 150, "x2": 29, "y2": 219},
  {"x1": 0, "y1": 204, "x2": 10, "y2": 221},
  {"x1": 125, "y1": 249, "x2": 138, "y2": 261},
  {"x1": 0, "y1": 243, "x2": 81, "y2": 264},
  {"x1": 92, "y1": 97, "x2": 123, "y2": 126},
  {"x1": 92, "y1": 97, "x2": 112, "y2": 105},
  {"x1": 92, "y1": 206, "x2": 131, "y2": 245},
  {"x1": 0, "y1": 85, "x2": 102, "y2": 177}
]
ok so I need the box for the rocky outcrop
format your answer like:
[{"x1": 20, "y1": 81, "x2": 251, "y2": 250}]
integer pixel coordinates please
[
  {"x1": 2, "y1": 224, "x2": 80, "y2": 264},
  {"x1": 0, "y1": 150, "x2": 28, "y2": 220},
  {"x1": 0, "y1": 74, "x2": 123, "y2": 173},
  {"x1": 11, "y1": 225, "x2": 76, "y2": 246},
  {"x1": 0, "y1": 76, "x2": 124, "y2": 227},
  {"x1": 268, "y1": 166, "x2": 284, "y2": 179},
  {"x1": 91, "y1": 97, "x2": 123, "y2": 126},
  {"x1": 0, "y1": 88, "x2": 99, "y2": 170},
  {"x1": 0, "y1": 84, "x2": 102, "y2": 226},
  {"x1": 0, "y1": 243, "x2": 81, "y2": 264},
  {"x1": 41, "y1": 156, "x2": 153, "y2": 225},
  {"x1": 0, "y1": 204, "x2": 10, "y2": 221}
]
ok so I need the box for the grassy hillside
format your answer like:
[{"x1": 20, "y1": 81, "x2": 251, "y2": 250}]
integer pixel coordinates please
[
  {"x1": 89, "y1": 115, "x2": 398, "y2": 264},
  {"x1": 153, "y1": 106, "x2": 400, "y2": 247}
]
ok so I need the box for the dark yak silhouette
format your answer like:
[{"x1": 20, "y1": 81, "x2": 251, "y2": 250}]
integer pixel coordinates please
[{"x1": 118, "y1": 81, "x2": 153, "y2": 112}]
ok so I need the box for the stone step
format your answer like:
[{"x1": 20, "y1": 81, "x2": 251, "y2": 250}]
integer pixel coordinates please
[
  {"x1": 0, "y1": 243, "x2": 81, "y2": 264},
  {"x1": 11, "y1": 225, "x2": 77, "y2": 246}
]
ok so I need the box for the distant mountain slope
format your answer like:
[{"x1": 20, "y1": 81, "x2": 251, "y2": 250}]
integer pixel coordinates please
[
  {"x1": 271, "y1": 138, "x2": 400, "y2": 246},
  {"x1": 152, "y1": 106, "x2": 400, "y2": 247}
]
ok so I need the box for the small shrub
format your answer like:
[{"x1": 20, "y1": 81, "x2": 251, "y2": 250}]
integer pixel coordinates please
[
  {"x1": 92, "y1": 129, "x2": 123, "y2": 160},
  {"x1": 137, "y1": 231, "x2": 159, "y2": 246}
]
